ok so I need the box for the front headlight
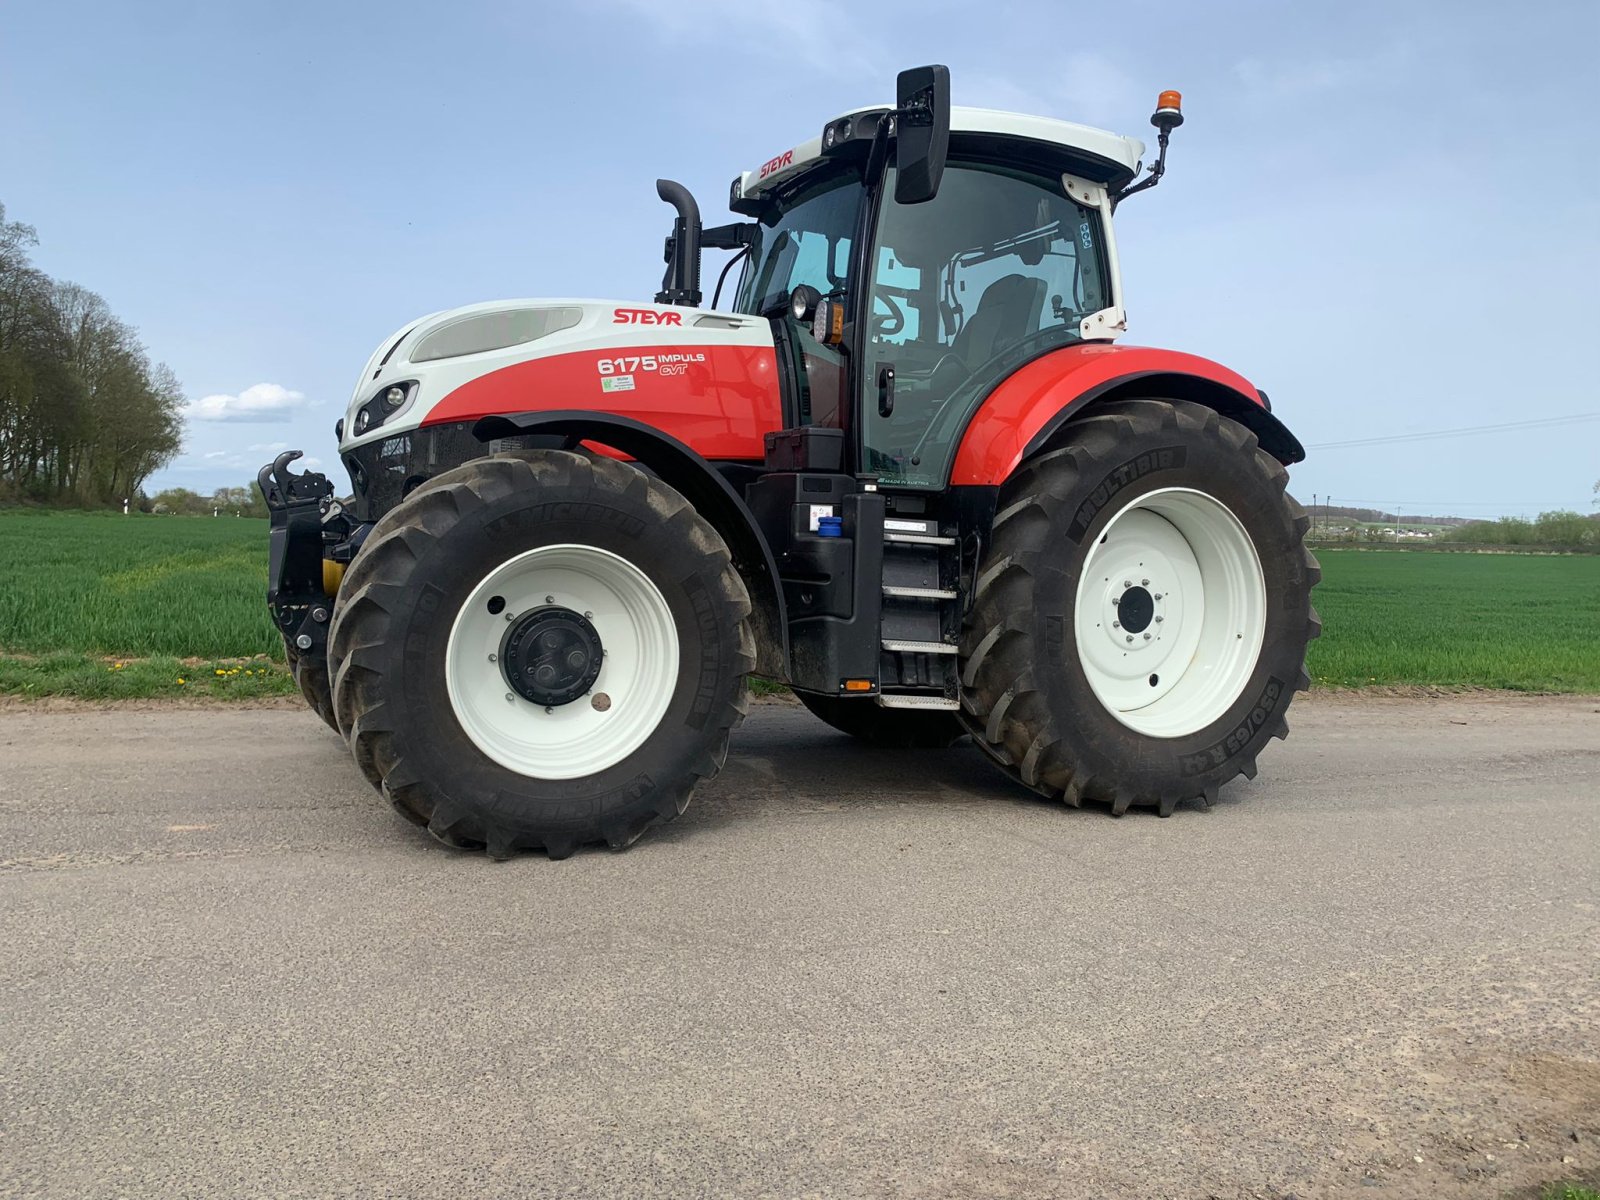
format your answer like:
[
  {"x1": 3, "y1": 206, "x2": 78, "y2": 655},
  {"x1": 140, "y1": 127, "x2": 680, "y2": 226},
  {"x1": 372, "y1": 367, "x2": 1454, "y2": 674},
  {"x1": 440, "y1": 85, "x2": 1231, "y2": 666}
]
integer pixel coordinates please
[
  {"x1": 352, "y1": 380, "x2": 418, "y2": 437},
  {"x1": 410, "y1": 307, "x2": 582, "y2": 363}
]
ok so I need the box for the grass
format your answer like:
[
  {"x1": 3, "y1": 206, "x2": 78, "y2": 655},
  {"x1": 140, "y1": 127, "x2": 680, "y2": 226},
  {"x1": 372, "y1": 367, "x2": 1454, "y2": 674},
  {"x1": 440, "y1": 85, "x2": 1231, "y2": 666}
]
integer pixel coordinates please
[
  {"x1": 0, "y1": 652, "x2": 294, "y2": 699},
  {"x1": 1542, "y1": 1186, "x2": 1600, "y2": 1200},
  {"x1": 0, "y1": 510, "x2": 296, "y2": 699},
  {"x1": 1306, "y1": 549, "x2": 1600, "y2": 692},
  {"x1": 2, "y1": 511, "x2": 1599, "y2": 700},
  {"x1": 0, "y1": 509, "x2": 281, "y2": 657}
]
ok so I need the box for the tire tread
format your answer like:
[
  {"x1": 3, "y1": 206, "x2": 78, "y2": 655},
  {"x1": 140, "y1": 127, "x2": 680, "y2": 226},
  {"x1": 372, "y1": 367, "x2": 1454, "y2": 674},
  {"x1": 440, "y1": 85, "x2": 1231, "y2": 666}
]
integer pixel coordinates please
[
  {"x1": 327, "y1": 449, "x2": 752, "y2": 857},
  {"x1": 959, "y1": 398, "x2": 1320, "y2": 815}
]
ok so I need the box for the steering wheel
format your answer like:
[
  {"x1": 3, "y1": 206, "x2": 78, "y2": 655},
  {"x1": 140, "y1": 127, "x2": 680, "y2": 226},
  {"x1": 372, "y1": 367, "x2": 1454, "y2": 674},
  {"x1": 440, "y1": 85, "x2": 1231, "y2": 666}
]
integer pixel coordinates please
[{"x1": 871, "y1": 292, "x2": 906, "y2": 338}]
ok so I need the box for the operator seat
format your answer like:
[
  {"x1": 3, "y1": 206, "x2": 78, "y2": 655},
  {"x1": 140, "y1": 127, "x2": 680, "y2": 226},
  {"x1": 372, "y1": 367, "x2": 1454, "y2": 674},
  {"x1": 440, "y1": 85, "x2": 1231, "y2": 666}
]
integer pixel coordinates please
[{"x1": 951, "y1": 273, "x2": 1047, "y2": 368}]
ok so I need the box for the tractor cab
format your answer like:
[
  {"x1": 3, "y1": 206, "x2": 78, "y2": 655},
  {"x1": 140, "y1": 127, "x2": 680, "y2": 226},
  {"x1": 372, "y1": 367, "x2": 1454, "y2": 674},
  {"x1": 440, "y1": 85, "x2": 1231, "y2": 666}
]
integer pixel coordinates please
[{"x1": 707, "y1": 71, "x2": 1145, "y2": 490}]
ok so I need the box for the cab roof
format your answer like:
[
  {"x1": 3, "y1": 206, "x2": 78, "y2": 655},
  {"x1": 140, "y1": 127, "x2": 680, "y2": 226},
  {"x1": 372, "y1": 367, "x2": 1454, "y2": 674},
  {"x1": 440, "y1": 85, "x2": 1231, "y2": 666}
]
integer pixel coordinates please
[{"x1": 733, "y1": 105, "x2": 1146, "y2": 209}]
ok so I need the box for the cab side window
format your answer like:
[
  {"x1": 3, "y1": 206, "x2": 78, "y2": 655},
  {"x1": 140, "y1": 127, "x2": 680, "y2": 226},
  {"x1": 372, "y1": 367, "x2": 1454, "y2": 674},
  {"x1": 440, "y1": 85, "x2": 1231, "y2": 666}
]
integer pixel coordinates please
[{"x1": 862, "y1": 161, "x2": 1109, "y2": 486}]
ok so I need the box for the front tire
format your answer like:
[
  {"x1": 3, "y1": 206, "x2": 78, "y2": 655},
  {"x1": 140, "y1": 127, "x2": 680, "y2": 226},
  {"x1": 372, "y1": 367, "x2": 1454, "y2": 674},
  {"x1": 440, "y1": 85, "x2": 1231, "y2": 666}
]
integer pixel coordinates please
[
  {"x1": 283, "y1": 637, "x2": 338, "y2": 733},
  {"x1": 960, "y1": 399, "x2": 1320, "y2": 815},
  {"x1": 327, "y1": 450, "x2": 754, "y2": 858}
]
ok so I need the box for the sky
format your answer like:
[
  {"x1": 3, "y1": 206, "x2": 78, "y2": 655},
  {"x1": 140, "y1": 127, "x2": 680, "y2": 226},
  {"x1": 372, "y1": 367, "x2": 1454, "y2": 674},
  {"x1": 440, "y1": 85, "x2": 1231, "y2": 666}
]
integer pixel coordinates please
[{"x1": 2, "y1": 0, "x2": 1596, "y2": 519}]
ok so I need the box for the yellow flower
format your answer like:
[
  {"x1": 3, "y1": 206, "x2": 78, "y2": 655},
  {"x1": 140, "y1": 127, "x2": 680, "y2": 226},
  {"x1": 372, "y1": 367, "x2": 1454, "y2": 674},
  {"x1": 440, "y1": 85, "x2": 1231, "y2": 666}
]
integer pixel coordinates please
[
  {"x1": 215, "y1": 668, "x2": 226, "y2": 676},
  {"x1": 176, "y1": 677, "x2": 186, "y2": 685}
]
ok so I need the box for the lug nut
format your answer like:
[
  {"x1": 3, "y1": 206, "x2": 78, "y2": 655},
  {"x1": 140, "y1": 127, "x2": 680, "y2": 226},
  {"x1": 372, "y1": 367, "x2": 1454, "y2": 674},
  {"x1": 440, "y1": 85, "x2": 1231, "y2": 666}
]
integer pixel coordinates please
[
  {"x1": 1125, "y1": 635, "x2": 1133, "y2": 643},
  {"x1": 1141, "y1": 578, "x2": 1149, "y2": 586},
  {"x1": 488, "y1": 653, "x2": 497, "y2": 663},
  {"x1": 505, "y1": 612, "x2": 515, "y2": 622},
  {"x1": 505, "y1": 693, "x2": 514, "y2": 703},
  {"x1": 544, "y1": 706, "x2": 554, "y2": 714},
  {"x1": 1112, "y1": 621, "x2": 1120, "y2": 629},
  {"x1": 1154, "y1": 616, "x2": 1164, "y2": 624},
  {"x1": 545, "y1": 595, "x2": 555, "y2": 604},
  {"x1": 1154, "y1": 593, "x2": 1163, "y2": 601},
  {"x1": 583, "y1": 611, "x2": 593, "y2": 619},
  {"x1": 1123, "y1": 579, "x2": 1132, "y2": 588},
  {"x1": 1143, "y1": 632, "x2": 1152, "y2": 640}
]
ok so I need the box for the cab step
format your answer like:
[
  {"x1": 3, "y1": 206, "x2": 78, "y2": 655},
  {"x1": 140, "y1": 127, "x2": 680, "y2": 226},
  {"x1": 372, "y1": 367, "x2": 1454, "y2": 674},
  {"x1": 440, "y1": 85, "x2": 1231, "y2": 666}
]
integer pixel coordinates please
[
  {"x1": 882, "y1": 638, "x2": 958, "y2": 655},
  {"x1": 884, "y1": 531, "x2": 956, "y2": 546},
  {"x1": 882, "y1": 585, "x2": 959, "y2": 600},
  {"x1": 876, "y1": 694, "x2": 960, "y2": 710}
]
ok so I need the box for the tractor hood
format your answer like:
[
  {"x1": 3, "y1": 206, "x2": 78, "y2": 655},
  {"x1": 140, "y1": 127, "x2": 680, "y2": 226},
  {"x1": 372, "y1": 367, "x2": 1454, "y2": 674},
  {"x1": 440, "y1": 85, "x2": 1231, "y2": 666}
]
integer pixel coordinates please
[{"x1": 339, "y1": 299, "x2": 773, "y2": 453}]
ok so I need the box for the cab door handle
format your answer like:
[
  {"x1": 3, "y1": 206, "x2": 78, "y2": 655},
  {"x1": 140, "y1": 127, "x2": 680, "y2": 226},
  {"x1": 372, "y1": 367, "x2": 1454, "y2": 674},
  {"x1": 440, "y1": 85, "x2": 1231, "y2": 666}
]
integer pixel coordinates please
[{"x1": 877, "y1": 365, "x2": 895, "y2": 418}]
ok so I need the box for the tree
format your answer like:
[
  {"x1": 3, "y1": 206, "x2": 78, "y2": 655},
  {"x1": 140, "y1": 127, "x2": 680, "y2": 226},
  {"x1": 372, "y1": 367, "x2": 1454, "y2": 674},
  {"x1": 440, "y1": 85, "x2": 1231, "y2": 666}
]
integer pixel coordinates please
[
  {"x1": 210, "y1": 484, "x2": 261, "y2": 516},
  {"x1": 0, "y1": 201, "x2": 184, "y2": 505},
  {"x1": 1454, "y1": 511, "x2": 1597, "y2": 548}
]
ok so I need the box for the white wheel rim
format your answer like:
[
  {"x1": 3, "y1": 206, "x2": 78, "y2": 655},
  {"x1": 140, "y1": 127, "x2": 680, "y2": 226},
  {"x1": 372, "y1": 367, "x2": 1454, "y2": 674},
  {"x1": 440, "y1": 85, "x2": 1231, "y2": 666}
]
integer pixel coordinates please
[
  {"x1": 445, "y1": 544, "x2": 679, "y2": 780},
  {"x1": 1073, "y1": 487, "x2": 1266, "y2": 739}
]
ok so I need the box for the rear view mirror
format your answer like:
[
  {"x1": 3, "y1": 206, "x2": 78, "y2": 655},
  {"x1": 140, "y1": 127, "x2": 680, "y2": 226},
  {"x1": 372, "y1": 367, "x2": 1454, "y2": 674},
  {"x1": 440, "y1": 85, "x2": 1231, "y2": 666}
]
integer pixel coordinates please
[{"x1": 893, "y1": 65, "x2": 950, "y2": 205}]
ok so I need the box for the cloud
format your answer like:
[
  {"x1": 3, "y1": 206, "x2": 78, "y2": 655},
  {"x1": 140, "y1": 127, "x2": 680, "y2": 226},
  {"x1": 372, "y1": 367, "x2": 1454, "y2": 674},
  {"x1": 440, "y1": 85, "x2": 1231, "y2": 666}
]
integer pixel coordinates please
[
  {"x1": 173, "y1": 454, "x2": 250, "y2": 472},
  {"x1": 184, "y1": 382, "x2": 309, "y2": 423},
  {"x1": 203, "y1": 450, "x2": 228, "y2": 459},
  {"x1": 247, "y1": 440, "x2": 291, "y2": 453}
]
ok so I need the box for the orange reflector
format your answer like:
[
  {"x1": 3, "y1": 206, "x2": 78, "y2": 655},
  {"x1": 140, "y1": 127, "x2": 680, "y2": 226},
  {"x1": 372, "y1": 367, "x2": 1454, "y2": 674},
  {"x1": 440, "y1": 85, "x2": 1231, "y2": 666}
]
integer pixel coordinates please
[
  {"x1": 843, "y1": 679, "x2": 873, "y2": 692},
  {"x1": 815, "y1": 298, "x2": 846, "y2": 346},
  {"x1": 1157, "y1": 89, "x2": 1182, "y2": 111}
]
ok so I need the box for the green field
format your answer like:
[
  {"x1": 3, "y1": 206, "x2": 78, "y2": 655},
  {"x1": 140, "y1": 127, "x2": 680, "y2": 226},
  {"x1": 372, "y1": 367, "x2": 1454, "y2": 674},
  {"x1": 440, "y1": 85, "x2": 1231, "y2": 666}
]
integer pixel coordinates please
[
  {"x1": 0, "y1": 510, "x2": 293, "y2": 699},
  {"x1": 1308, "y1": 549, "x2": 1600, "y2": 691},
  {"x1": 2, "y1": 511, "x2": 1598, "y2": 699}
]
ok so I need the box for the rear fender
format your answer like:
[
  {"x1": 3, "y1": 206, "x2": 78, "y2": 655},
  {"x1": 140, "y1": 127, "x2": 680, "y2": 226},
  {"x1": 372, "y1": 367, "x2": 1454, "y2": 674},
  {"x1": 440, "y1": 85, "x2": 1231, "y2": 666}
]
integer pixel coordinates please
[
  {"x1": 473, "y1": 411, "x2": 789, "y2": 677},
  {"x1": 950, "y1": 345, "x2": 1305, "y2": 486}
]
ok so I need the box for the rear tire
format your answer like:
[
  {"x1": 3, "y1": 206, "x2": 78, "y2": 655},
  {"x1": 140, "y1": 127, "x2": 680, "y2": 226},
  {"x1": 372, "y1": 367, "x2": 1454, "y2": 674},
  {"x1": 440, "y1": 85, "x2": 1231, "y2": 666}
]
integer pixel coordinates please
[
  {"x1": 283, "y1": 637, "x2": 338, "y2": 733},
  {"x1": 327, "y1": 449, "x2": 754, "y2": 858},
  {"x1": 960, "y1": 399, "x2": 1319, "y2": 815},
  {"x1": 794, "y1": 691, "x2": 966, "y2": 748}
]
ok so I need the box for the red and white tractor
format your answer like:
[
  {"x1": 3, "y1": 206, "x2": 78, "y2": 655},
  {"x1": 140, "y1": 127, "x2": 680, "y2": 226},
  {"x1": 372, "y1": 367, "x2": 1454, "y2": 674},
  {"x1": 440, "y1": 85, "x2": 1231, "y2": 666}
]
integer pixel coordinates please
[{"x1": 261, "y1": 66, "x2": 1319, "y2": 858}]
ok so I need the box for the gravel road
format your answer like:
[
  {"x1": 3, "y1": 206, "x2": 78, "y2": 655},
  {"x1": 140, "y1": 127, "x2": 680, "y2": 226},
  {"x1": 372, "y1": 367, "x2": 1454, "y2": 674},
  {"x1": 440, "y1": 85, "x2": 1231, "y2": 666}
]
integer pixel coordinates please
[{"x1": 2, "y1": 693, "x2": 1597, "y2": 1199}]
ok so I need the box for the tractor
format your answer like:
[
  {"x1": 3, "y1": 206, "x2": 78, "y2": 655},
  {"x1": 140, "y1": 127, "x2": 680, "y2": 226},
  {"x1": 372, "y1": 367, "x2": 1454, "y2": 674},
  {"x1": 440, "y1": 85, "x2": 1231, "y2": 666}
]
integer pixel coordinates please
[{"x1": 261, "y1": 66, "x2": 1320, "y2": 859}]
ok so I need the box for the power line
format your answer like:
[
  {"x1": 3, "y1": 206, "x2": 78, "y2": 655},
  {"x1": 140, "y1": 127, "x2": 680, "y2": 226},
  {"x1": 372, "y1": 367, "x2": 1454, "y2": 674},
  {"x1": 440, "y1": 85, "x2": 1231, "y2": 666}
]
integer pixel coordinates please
[
  {"x1": 1323, "y1": 498, "x2": 1591, "y2": 508},
  {"x1": 1307, "y1": 412, "x2": 1600, "y2": 451}
]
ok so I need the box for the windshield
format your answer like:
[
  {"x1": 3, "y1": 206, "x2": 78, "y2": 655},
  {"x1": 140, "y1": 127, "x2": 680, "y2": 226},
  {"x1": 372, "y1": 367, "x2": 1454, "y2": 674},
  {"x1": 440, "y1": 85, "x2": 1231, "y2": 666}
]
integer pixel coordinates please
[{"x1": 733, "y1": 170, "x2": 864, "y2": 316}]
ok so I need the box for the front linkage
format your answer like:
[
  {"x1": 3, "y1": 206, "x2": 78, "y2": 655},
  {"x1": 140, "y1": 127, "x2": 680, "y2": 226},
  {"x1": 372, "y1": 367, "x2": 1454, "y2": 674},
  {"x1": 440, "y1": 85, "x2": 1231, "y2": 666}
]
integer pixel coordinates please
[{"x1": 259, "y1": 451, "x2": 366, "y2": 668}]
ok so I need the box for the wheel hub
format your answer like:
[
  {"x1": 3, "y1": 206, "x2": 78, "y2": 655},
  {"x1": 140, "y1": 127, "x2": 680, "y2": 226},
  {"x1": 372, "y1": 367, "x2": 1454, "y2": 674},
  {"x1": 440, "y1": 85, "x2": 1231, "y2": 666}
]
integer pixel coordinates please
[
  {"x1": 1116, "y1": 585, "x2": 1156, "y2": 634},
  {"x1": 500, "y1": 606, "x2": 603, "y2": 706}
]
